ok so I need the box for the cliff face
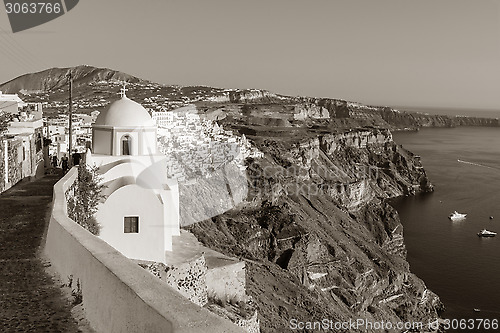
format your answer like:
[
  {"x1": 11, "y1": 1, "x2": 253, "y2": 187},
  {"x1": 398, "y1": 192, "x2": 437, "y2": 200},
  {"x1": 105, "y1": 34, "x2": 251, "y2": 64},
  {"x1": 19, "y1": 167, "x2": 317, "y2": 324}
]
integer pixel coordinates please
[
  {"x1": 187, "y1": 128, "x2": 442, "y2": 333},
  {"x1": 297, "y1": 97, "x2": 500, "y2": 129},
  {"x1": 293, "y1": 103, "x2": 330, "y2": 120},
  {"x1": 378, "y1": 107, "x2": 500, "y2": 129}
]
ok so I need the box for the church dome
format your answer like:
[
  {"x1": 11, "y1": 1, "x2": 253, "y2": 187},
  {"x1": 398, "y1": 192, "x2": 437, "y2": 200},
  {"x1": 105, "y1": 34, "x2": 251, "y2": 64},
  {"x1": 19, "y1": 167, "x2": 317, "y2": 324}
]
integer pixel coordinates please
[{"x1": 94, "y1": 96, "x2": 155, "y2": 127}]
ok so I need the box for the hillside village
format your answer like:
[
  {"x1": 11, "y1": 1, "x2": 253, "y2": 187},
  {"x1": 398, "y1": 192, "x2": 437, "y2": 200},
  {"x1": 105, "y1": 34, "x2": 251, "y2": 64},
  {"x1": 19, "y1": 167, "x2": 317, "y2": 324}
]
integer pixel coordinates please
[
  {"x1": 154, "y1": 105, "x2": 263, "y2": 181},
  {"x1": 5, "y1": 79, "x2": 264, "y2": 184},
  {"x1": 20, "y1": 79, "x2": 235, "y2": 114}
]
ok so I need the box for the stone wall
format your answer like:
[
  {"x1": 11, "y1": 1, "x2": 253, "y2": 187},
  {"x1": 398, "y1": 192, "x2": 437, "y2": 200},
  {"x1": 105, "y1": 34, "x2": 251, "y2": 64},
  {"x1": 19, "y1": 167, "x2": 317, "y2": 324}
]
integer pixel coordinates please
[
  {"x1": 0, "y1": 133, "x2": 43, "y2": 194},
  {"x1": 207, "y1": 304, "x2": 260, "y2": 333},
  {"x1": 235, "y1": 310, "x2": 260, "y2": 333},
  {"x1": 7, "y1": 137, "x2": 22, "y2": 187},
  {"x1": 145, "y1": 256, "x2": 208, "y2": 307},
  {"x1": 1, "y1": 137, "x2": 22, "y2": 192},
  {"x1": 142, "y1": 254, "x2": 249, "y2": 322},
  {"x1": 206, "y1": 260, "x2": 246, "y2": 303},
  {"x1": 139, "y1": 231, "x2": 257, "y2": 333}
]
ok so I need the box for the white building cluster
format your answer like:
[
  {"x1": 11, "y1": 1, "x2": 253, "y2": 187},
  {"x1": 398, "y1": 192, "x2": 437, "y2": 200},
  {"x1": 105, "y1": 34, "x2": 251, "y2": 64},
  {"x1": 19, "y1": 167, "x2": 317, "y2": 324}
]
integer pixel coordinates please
[
  {"x1": 44, "y1": 111, "x2": 99, "y2": 158},
  {"x1": 153, "y1": 105, "x2": 263, "y2": 182}
]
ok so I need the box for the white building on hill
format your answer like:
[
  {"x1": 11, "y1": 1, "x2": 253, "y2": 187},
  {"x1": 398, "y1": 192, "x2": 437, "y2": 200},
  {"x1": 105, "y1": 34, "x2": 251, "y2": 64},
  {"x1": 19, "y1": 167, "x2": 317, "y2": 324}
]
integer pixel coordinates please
[
  {"x1": 88, "y1": 92, "x2": 180, "y2": 263},
  {"x1": 0, "y1": 91, "x2": 25, "y2": 114},
  {"x1": 0, "y1": 93, "x2": 45, "y2": 191}
]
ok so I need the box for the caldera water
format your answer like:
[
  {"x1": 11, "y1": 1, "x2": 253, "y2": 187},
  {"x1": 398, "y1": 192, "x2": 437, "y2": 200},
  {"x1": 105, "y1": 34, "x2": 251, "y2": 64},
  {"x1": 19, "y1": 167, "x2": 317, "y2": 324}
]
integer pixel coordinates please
[{"x1": 391, "y1": 126, "x2": 500, "y2": 324}]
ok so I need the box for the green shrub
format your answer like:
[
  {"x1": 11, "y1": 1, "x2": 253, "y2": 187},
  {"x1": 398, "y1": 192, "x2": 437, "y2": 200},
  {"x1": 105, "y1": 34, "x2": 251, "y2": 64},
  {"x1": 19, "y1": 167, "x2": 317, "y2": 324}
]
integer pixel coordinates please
[{"x1": 66, "y1": 163, "x2": 105, "y2": 235}]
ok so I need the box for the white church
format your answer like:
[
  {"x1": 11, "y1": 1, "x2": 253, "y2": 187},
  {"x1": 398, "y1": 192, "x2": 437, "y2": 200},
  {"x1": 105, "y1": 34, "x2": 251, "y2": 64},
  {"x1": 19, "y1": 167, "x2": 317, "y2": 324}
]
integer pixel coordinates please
[{"x1": 87, "y1": 89, "x2": 180, "y2": 263}]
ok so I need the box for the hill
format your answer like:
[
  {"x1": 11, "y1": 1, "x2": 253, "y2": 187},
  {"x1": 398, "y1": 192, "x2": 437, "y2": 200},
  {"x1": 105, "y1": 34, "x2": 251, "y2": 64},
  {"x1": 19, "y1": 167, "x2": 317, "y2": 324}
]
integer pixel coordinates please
[{"x1": 0, "y1": 65, "x2": 145, "y2": 94}]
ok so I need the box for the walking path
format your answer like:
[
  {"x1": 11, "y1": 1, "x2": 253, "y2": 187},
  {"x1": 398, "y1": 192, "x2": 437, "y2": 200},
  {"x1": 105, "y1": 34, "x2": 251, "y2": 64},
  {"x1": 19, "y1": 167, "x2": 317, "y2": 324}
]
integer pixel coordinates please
[{"x1": 0, "y1": 173, "x2": 83, "y2": 332}]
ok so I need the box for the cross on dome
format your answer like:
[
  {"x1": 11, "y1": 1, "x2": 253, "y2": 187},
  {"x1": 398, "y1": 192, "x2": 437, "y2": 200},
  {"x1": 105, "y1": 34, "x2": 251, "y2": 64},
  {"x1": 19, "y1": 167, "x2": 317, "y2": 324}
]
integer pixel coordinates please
[{"x1": 119, "y1": 82, "x2": 128, "y2": 98}]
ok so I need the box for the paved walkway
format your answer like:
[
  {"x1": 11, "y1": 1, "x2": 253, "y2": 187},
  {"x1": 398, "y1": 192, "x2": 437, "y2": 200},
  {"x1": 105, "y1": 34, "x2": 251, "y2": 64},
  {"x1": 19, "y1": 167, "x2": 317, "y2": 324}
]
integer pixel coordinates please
[{"x1": 0, "y1": 173, "x2": 82, "y2": 332}]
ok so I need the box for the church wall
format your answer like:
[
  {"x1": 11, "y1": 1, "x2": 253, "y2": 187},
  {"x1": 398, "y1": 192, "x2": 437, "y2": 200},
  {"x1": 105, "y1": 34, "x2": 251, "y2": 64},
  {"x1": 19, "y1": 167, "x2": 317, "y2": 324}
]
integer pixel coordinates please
[
  {"x1": 95, "y1": 156, "x2": 170, "y2": 195},
  {"x1": 159, "y1": 189, "x2": 180, "y2": 251},
  {"x1": 93, "y1": 154, "x2": 166, "y2": 171},
  {"x1": 141, "y1": 128, "x2": 157, "y2": 155},
  {"x1": 166, "y1": 179, "x2": 180, "y2": 220},
  {"x1": 101, "y1": 162, "x2": 148, "y2": 185},
  {"x1": 92, "y1": 129, "x2": 112, "y2": 155},
  {"x1": 96, "y1": 184, "x2": 167, "y2": 263},
  {"x1": 114, "y1": 130, "x2": 139, "y2": 155},
  {"x1": 135, "y1": 156, "x2": 169, "y2": 189},
  {"x1": 45, "y1": 169, "x2": 242, "y2": 332}
]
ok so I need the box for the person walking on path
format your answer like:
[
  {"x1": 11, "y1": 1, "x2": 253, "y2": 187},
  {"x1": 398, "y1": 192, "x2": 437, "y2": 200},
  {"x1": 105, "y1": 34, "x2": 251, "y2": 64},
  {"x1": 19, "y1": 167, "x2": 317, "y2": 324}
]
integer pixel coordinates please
[
  {"x1": 60, "y1": 153, "x2": 69, "y2": 174},
  {"x1": 72, "y1": 150, "x2": 81, "y2": 166},
  {"x1": 51, "y1": 154, "x2": 58, "y2": 168}
]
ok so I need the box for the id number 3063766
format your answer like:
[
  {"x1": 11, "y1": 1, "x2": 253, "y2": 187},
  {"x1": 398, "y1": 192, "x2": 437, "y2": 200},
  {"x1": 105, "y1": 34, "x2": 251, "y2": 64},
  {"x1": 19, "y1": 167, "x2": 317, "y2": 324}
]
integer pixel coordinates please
[
  {"x1": 441, "y1": 318, "x2": 498, "y2": 330},
  {"x1": 5, "y1": 2, "x2": 62, "y2": 14}
]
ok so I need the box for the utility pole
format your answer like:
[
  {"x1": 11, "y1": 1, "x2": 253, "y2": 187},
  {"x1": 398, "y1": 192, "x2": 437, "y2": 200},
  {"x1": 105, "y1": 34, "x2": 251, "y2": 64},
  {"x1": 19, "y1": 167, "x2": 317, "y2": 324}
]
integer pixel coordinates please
[{"x1": 67, "y1": 71, "x2": 73, "y2": 166}]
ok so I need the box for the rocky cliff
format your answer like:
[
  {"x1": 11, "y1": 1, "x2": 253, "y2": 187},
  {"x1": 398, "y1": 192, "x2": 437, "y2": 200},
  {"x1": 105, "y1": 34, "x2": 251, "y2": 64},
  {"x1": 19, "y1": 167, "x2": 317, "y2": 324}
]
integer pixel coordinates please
[
  {"x1": 377, "y1": 107, "x2": 499, "y2": 129},
  {"x1": 187, "y1": 128, "x2": 442, "y2": 332},
  {"x1": 291, "y1": 97, "x2": 499, "y2": 129}
]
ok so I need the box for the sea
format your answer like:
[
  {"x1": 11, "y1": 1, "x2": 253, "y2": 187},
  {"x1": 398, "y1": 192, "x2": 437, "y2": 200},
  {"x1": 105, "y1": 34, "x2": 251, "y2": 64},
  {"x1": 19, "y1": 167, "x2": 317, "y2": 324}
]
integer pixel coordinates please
[{"x1": 391, "y1": 122, "x2": 500, "y2": 328}]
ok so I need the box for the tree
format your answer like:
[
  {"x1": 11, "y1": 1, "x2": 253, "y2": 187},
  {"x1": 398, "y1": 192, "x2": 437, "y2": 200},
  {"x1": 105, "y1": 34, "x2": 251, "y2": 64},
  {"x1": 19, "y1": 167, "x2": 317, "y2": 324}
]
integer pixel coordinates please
[{"x1": 66, "y1": 163, "x2": 105, "y2": 235}]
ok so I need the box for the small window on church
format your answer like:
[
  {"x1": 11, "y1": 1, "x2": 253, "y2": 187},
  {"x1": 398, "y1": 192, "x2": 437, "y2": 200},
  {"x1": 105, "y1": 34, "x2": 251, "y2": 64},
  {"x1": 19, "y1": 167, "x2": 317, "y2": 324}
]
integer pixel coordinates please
[
  {"x1": 121, "y1": 135, "x2": 132, "y2": 155},
  {"x1": 124, "y1": 216, "x2": 139, "y2": 233}
]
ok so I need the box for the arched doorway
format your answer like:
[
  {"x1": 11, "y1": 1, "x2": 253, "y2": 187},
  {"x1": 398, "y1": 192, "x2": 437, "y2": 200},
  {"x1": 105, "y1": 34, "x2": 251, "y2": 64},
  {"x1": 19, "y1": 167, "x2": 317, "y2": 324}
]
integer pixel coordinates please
[{"x1": 121, "y1": 135, "x2": 132, "y2": 155}]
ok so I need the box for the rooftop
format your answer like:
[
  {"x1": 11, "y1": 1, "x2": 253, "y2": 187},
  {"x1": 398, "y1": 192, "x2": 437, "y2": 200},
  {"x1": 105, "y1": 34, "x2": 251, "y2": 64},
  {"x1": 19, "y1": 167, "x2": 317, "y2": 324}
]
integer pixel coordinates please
[{"x1": 94, "y1": 96, "x2": 155, "y2": 128}]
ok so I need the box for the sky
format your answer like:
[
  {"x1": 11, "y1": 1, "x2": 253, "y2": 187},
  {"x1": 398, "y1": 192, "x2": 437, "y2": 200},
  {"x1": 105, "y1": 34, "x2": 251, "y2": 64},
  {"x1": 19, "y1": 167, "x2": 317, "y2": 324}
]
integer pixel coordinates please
[{"x1": 1, "y1": 0, "x2": 500, "y2": 110}]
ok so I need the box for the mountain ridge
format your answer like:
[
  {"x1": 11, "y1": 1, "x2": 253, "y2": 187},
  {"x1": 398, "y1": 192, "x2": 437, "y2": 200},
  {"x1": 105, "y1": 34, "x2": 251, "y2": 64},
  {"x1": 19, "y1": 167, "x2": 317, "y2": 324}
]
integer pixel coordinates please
[
  {"x1": 0, "y1": 65, "x2": 146, "y2": 94},
  {"x1": 2, "y1": 65, "x2": 499, "y2": 131}
]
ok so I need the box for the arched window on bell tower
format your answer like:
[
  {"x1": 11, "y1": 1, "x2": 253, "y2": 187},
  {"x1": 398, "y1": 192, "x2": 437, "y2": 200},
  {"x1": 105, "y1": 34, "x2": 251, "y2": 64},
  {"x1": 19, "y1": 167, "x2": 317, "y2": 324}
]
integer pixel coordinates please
[{"x1": 121, "y1": 135, "x2": 132, "y2": 155}]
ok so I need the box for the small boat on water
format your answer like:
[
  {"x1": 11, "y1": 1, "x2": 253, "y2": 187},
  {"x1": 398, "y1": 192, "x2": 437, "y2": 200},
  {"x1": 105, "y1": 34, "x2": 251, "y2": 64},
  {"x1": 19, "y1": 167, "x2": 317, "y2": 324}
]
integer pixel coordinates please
[
  {"x1": 449, "y1": 211, "x2": 467, "y2": 221},
  {"x1": 477, "y1": 229, "x2": 497, "y2": 237}
]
